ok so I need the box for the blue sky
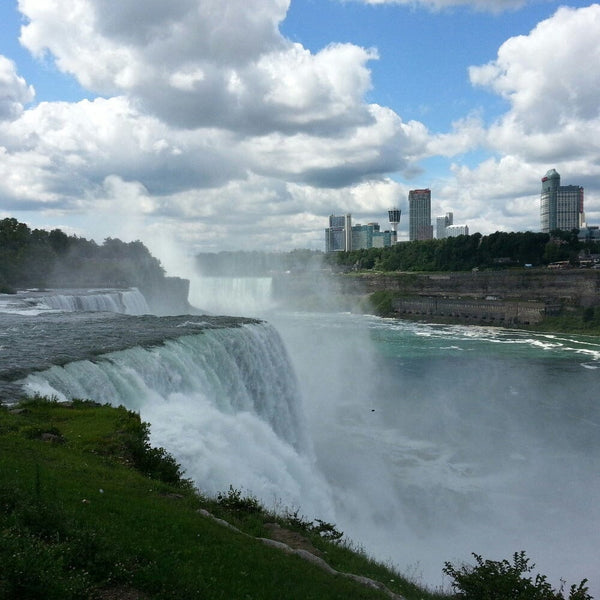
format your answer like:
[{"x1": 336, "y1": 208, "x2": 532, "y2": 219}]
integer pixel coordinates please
[{"x1": 0, "y1": 0, "x2": 598, "y2": 267}]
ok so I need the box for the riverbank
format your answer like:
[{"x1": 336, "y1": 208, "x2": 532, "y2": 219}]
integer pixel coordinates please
[
  {"x1": 273, "y1": 269, "x2": 600, "y2": 335},
  {"x1": 367, "y1": 289, "x2": 600, "y2": 335},
  {"x1": 0, "y1": 398, "x2": 447, "y2": 600}
]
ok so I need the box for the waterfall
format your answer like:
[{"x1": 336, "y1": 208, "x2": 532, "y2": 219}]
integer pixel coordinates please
[
  {"x1": 190, "y1": 277, "x2": 274, "y2": 316},
  {"x1": 34, "y1": 288, "x2": 150, "y2": 315},
  {"x1": 21, "y1": 321, "x2": 334, "y2": 516}
]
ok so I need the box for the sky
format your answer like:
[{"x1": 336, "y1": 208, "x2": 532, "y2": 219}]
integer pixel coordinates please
[{"x1": 0, "y1": 0, "x2": 599, "y2": 268}]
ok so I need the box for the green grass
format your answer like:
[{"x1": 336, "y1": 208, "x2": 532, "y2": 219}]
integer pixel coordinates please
[
  {"x1": 523, "y1": 308, "x2": 600, "y2": 336},
  {"x1": 0, "y1": 398, "x2": 449, "y2": 600}
]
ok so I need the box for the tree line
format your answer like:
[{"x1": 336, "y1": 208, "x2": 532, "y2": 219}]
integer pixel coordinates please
[
  {"x1": 0, "y1": 217, "x2": 165, "y2": 292},
  {"x1": 325, "y1": 229, "x2": 599, "y2": 272}
]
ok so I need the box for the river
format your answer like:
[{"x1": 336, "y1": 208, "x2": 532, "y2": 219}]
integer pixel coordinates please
[{"x1": 1, "y1": 282, "x2": 598, "y2": 594}]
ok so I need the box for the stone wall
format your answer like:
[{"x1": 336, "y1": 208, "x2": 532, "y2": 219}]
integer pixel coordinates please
[
  {"x1": 336, "y1": 269, "x2": 600, "y2": 308},
  {"x1": 271, "y1": 269, "x2": 600, "y2": 323},
  {"x1": 141, "y1": 276, "x2": 191, "y2": 315},
  {"x1": 392, "y1": 296, "x2": 545, "y2": 325}
]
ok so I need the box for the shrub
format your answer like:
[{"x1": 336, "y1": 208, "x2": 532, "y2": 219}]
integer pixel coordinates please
[
  {"x1": 216, "y1": 485, "x2": 262, "y2": 514},
  {"x1": 121, "y1": 415, "x2": 191, "y2": 488},
  {"x1": 443, "y1": 551, "x2": 592, "y2": 600},
  {"x1": 369, "y1": 290, "x2": 396, "y2": 316},
  {"x1": 310, "y1": 518, "x2": 343, "y2": 542}
]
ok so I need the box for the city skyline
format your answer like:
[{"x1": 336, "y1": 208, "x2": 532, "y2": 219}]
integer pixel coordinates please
[
  {"x1": 329, "y1": 165, "x2": 587, "y2": 251},
  {"x1": 0, "y1": 1, "x2": 598, "y2": 275}
]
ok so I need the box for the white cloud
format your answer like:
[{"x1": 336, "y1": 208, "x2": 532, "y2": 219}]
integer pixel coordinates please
[
  {"x1": 243, "y1": 105, "x2": 423, "y2": 187},
  {"x1": 429, "y1": 157, "x2": 542, "y2": 234},
  {"x1": 8, "y1": 0, "x2": 598, "y2": 255},
  {"x1": 470, "y1": 5, "x2": 600, "y2": 132},
  {"x1": 469, "y1": 2, "x2": 600, "y2": 170},
  {"x1": 424, "y1": 5, "x2": 600, "y2": 170},
  {"x1": 0, "y1": 55, "x2": 34, "y2": 121},
  {"x1": 427, "y1": 113, "x2": 487, "y2": 157},
  {"x1": 1, "y1": 0, "x2": 432, "y2": 253},
  {"x1": 17, "y1": 0, "x2": 381, "y2": 135},
  {"x1": 419, "y1": 4, "x2": 600, "y2": 235}
]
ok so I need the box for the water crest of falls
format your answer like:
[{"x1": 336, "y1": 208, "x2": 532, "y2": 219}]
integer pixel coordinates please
[{"x1": 35, "y1": 288, "x2": 150, "y2": 315}]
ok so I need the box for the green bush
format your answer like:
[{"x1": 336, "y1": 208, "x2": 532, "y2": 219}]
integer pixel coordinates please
[
  {"x1": 310, "y1": 518, "x2": 344, "y2": 542},
  {"x1": 369, "y1": 290, "x2": 396, "y2": 316},
  {"x1": 121, "y1": 415, "x2": 191, "y2": 488},
  {"x1": 216, "y1": 485, "x2": 263, "y2": 513},
  {"x1": 443, "y1": 551, "x2": 592, "y2": 600},
  {"x1": 282, "y1": 507, "x2": 344, "y2": 542}
]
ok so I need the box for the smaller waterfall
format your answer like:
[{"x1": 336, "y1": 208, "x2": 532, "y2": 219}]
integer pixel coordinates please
[
  {"x1": 34, "y1": 288, "x2": 150, "y2": 315},
  {"x1": 190, "y1": 277, "x2": 274, "y2": 316}
]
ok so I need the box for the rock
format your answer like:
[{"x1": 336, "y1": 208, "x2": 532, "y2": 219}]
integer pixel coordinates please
[{"x1": 263, "y1": 522, "x2": 324, "y2": 557}]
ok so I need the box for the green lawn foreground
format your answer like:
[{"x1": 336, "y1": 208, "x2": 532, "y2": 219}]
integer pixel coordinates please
[{"x1": 0, "y1": 398, "x2": 448, "y2": 600}]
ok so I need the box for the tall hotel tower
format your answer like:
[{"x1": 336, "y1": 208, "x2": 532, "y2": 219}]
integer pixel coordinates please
[
  {"x1": 408, "y1": 189, "x2": 433, "y2": 241},
  {"x1": 325, "y1": 214, "x2": 353, "y2": 252},
  {"x1": 540, "y1": 169, "x2": 584, "y2": 233}
]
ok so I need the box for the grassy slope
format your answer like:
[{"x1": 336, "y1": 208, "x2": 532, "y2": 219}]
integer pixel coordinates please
[{"x1": 0, "y1": 399, "x2": 448, "y2": 600}]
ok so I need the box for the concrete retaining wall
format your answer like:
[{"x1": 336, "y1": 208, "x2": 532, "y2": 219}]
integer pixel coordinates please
[{"x1": 392, "y1": 296, "x2": 545, "y2": 325}]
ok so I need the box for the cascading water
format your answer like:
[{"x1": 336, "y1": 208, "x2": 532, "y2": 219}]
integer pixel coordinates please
[
  {"x1": 0, "y1": 288, "x2": 151, "y2": 316},
  {"x1": 20, "y1": 319, "x2": 335, "y2": 519},
  {"x1": 191, "y1": 277, "x2": 274, "y2": 316},
  {"x1": 185, "y1": 271, "x2": 600, "y2": 596},
  {"x1": 35, "y1": 288, "x2": 150, "y2": 315}
]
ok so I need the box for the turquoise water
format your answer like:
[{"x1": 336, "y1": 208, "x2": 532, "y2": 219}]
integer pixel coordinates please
[{"x1": 271, "y1": 312, "x2": 600, "y2": 594}]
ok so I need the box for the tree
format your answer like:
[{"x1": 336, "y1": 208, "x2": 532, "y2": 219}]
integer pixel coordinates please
[
  {"x1": 0, "y1": 216, "x2": 168, "y2": 289},
  {"x1": 48, "y1": 229, "x2": 70, "y2": 255}
]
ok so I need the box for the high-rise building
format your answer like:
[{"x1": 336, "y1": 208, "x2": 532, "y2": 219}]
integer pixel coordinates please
[
  {"x1": 436, "y1": 212, "x2": 469, "y2": 238},
  {"x1": 540, "y1": 169, "x2": 584, "y2": 233},
  {"x1": 351, "y1": 223, "x2": 375, "y2": 250},
  {"x1": 325, "y1": 215, "x2": 394, "y2": 252},
  {"x1": 436, "y1": 212, "x2": 453, "y2": 239},
  {"x1": 325, "y1": 214, "x2": 352, "y2": 252},
  {"x1": 372, "y1": 229, "x2": 394, "y2": 247},
  {"x1": 446, "y1": 224, "x2": 469, "y2": 237},
  {"x1": 409, "y1": 189, "x2": 433, "y2": 241},
  {"x1": 350, "y1": 222, "x2": 395, "y2": 249}
]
